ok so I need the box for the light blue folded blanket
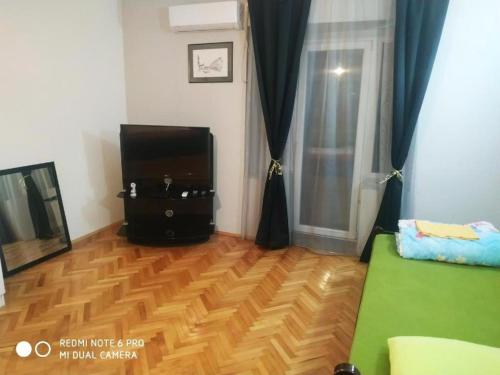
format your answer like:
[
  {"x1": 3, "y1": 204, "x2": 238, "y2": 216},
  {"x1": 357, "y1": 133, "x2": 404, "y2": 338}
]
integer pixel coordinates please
[{"x1": 396, "y1": 220, "x2": 500, "y2": 267}]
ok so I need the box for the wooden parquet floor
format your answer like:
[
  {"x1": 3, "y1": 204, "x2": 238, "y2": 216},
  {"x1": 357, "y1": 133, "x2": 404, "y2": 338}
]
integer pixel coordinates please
[{"x1": 0, "y1": 229, "x2": 366, "y2": 375}]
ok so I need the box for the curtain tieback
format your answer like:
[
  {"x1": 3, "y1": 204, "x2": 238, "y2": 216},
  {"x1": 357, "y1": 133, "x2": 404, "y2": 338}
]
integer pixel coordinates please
[
  {"x1": 268, "y1": 159, "x2": 283, "y2": 180},
  {"x1": 379, "y1": 169, "x2": 403, "y2": 184}
]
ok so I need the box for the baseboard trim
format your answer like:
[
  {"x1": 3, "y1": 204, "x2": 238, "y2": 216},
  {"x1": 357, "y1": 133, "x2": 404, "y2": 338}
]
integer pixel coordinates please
[
  {"x1": 215, "y1": 230, "x2": 241, "y2": 239},
  {"x1": 72, "y1": 220, "x2": 123, "y2": 249},
  {"x1": 72, "y1": 222, "x2": 240, "y2": 248}
]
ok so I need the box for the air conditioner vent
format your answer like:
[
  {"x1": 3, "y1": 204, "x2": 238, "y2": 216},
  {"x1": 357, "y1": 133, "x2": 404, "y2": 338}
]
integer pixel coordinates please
[{"x1": 168, "y1": 1, "x2": 241, "y2": 32}]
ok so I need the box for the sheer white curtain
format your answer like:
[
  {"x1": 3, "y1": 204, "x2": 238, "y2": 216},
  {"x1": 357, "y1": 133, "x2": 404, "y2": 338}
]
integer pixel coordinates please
[
  {"x1": 242, "y1": 0, "x2": 395, "y2": 255},
  {"x1": 0, "y1": 173, "x2": 35, "y2": 241},
  {"x1": 241, "y1": 38, "x2": 268, "y2": 240}
]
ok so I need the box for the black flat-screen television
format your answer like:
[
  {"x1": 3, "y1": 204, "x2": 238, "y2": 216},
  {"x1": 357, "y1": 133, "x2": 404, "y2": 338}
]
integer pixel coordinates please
[{"x1": 120, "y1": 124, "x2": 213, "y2": 190}]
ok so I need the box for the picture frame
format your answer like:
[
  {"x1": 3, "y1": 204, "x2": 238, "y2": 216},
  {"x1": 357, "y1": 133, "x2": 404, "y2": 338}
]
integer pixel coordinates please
[
  {"x1": 188, "y1": 42, "x2": 233, "y2": 83},
  {"x1": 0, "y1": 162, "x2": 71, "y2": 277}
]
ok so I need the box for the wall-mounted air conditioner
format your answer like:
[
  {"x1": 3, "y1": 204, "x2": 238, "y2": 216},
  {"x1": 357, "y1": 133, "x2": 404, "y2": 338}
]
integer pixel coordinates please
[{"x1": 169, "y1": 1, "x2": 242, "y2": 32}]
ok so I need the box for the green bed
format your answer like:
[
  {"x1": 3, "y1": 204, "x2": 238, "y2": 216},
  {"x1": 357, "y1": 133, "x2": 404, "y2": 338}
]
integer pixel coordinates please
[{"x1": 349, "y1": 234, "x2": 500, "y2": 375}]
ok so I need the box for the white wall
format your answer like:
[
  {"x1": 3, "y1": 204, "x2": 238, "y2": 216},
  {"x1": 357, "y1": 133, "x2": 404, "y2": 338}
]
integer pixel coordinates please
[
  {"x1": 403, "y1": 0, "x2": 500, "y2": 227},
  {"x1": 0, "y1": 0, "x2": 128, "y2": 239},
  {"x1": 122, "y1": 0, "x2": 246, "y2": 234}
]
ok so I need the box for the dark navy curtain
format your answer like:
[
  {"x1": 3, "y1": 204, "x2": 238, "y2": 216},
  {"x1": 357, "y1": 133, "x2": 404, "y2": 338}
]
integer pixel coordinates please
[
  {"x1": 0, "y1": 211, "x2": 14, "y2": 244},
  {"x1": 361, "y1": 0, "x2": 449, "y2": 262},
  {"x1": 248, "y1": 0, "x2": 311, "y2": 248}
]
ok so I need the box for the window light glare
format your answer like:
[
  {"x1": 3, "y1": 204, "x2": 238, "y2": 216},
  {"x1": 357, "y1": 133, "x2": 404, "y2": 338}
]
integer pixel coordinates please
[{"x1": 330, "y1": 66, "x2": 348, "y2": 76}]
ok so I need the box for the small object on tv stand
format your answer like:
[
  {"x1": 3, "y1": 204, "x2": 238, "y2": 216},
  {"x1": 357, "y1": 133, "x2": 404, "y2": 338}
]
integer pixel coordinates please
[
  {"x1": 130, "y1": 182, "x2": 137, "y2": 198},
  {"x1": 164, "y1": 175, "x2": 172, "y2": 193},
  {"x1": 118, "y1": 124, "x2": 215, "y2": 245}
]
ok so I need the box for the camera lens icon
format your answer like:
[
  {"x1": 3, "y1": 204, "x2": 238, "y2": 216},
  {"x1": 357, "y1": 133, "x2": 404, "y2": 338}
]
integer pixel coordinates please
[
  {"x1": 35, "y1": 341, "x2": 51, "y2": 357},
  {"x1": 15, "y1": 341, "x2": 51, "y2": 358}
]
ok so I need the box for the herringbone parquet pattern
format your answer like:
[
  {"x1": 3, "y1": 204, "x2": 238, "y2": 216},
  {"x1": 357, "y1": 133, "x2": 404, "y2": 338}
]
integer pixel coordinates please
[{"x1": 0, "y1": 228, "x2": 366, "y2": 375}]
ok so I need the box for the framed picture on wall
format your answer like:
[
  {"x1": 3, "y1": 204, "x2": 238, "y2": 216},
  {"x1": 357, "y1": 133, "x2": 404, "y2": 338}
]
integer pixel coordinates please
[{"x1": 188, "y1": 42, "x2": 233, "y2": 83}]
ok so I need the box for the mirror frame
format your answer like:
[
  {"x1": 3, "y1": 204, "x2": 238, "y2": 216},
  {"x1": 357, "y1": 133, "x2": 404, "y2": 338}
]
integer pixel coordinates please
[{"x1": 0, "y1": 161, "x2": 71, "y2": 277}]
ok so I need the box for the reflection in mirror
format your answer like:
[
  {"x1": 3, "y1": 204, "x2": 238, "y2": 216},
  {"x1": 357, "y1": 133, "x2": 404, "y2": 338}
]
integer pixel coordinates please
[{"x1": 0, "y1": 163, "x2": 71, "y2": 276}]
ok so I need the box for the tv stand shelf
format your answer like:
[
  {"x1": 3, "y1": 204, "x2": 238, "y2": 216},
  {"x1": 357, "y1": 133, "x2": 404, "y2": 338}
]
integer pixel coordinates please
[
  {"x1": 118, "y1": 191, "x2": 215, "y2": 201},
  {"x1": 118, "y1": 124, "x2": 214, "y2": 245}
]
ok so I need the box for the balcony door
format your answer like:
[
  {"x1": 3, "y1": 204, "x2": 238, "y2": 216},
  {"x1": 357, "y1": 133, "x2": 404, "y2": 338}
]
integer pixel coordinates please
[{"x1": 293, "y1": 40, "x2": 380, "y2": 242}]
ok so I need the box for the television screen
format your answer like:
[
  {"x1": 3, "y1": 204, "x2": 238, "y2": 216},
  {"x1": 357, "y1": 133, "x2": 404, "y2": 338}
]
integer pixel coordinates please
[{"x1": 120, "y1": 124, "x2": 212, "y2": 189}]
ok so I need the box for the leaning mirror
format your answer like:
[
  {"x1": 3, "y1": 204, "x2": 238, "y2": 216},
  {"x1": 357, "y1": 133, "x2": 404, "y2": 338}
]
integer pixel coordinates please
[{"x1": 0, "y1": 162, "x2": 71, "y2": 276}]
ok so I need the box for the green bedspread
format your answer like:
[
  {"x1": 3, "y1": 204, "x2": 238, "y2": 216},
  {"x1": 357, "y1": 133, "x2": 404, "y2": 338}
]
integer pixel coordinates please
[{"x1": 349, "y1": 234, "x2": 500, "y2": 375}]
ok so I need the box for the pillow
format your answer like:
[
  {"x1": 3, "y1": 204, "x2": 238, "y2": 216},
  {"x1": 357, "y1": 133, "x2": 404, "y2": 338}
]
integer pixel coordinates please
[{"x1": 388, "y1": 336, "x2": 500, "y2": 375}]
